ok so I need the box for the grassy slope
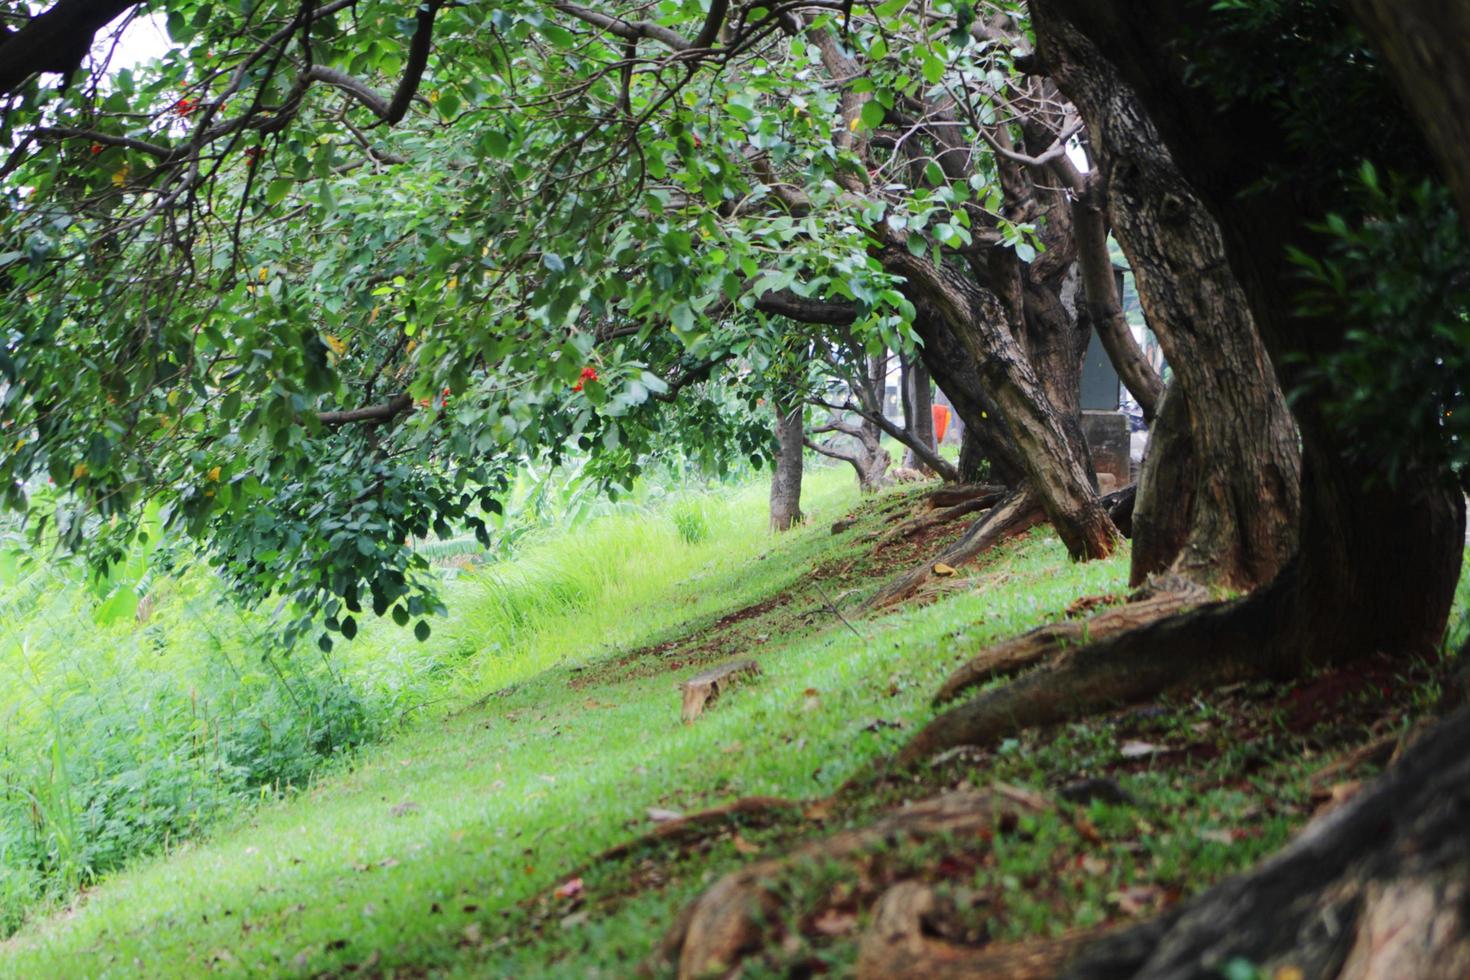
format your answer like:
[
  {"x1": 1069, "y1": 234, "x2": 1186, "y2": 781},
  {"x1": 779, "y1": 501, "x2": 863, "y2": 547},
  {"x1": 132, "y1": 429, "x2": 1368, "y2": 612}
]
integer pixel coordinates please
[{"x1": 3, "y1": 469, "x2": 1460, "y2": 978}]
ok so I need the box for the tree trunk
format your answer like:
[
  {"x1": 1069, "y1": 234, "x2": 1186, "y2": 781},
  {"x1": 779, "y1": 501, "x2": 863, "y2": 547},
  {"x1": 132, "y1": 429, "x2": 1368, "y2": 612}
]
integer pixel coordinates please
[
  {"x1": 902, "y1": 358, "x2": 937, "y2": 472},
  {"x1": 1032, "y1": 7, "x2": 1301, "y2": 592},
  {"x1": 1127, "y1": 382, "x2": 1196, "y2": 585},
  {"x1": 883, "y1": 248, "x2": 1118, "y2": 561},
  {"x1": 1070, "y1": 175, "x2": 1162, "y2": 422},
  {"x1": 1063, "y1": 705, "x2": 1470, "y2": 980},
  {"x1": 911, "y1": 310, "x2": 1027, "y2": 488},
  {"x1": 769, "y1": 399, "x2": 805, "y2": 532},
  {"x1": 1047, "y1": 0, "x2": 1462, "y2": 666},
  {"x1": 956, "y1": 427, "x2": 989, "y2": 484}
]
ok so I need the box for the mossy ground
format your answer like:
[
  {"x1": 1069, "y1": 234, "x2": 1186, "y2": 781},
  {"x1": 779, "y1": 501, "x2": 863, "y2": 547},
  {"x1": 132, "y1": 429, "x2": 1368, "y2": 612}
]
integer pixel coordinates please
[{"x1": 1, "y1": 471, "x2": 1458, "y2": 979}]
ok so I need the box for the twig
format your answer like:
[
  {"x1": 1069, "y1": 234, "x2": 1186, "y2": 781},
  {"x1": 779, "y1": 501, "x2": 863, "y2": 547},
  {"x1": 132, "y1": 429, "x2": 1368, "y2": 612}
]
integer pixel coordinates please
[{"x1": 814, "y1": 580, "x2": 865, "y2": 641}]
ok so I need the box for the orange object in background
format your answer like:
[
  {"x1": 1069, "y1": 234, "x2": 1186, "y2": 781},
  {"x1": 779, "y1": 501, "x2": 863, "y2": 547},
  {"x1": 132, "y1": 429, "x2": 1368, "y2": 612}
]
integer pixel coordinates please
[{"x1": 932, "y1": 404, "x2": 951, "y2": 445}]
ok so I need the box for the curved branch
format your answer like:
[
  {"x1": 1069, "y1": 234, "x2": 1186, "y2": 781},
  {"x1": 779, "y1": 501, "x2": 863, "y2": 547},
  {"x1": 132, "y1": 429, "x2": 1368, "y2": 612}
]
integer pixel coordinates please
[
  {"x1": 316, "y1": 392, "x2": 414, "y2": 427},
  {"x1": 552, "y1": 1, "x2": 692, "y2": 52}
]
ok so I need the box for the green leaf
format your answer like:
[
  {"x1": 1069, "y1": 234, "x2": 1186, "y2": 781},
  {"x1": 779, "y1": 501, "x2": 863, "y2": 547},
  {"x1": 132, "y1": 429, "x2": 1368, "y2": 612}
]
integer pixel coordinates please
[
  {"x1": 859, "y1": 100, "x2": 886, "y2": 130},
  {"x1": 265, "y1": 178, "x2": 292, "y2": 206},
  {"x1": 414, "y1": 619, "x2": 431, "y2": 642}
]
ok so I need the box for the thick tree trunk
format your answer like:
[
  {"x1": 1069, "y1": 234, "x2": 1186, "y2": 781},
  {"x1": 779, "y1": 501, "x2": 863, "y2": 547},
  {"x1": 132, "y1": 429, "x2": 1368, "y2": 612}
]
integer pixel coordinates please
[
  {"x1": 1064, "y1": 706, "x2": 1470, "y2": 980},
  {"x1": 911, "y1": 310, "x2": 1027, "y2": 488},
  {"x1": 1070, "y1": 176, "x2": 1162, "y2": 422},
  {"x1": 902, "y1": 358, "x2": 937, "y2": 472},
  {"x1": 956, "y1": 427, "x2": 989, "y2": 484},
  {"x1": 1033, "y1": 8, "x2": 1301, "y2": 592},
  {"x1": 1127, "y1": 382, "x2": 1196, "y2": 585},
  {"x1": 769, "y1": 399, "x2": 805, "y2": 532},
  {"x1": 1037, "y1": 0, "x2": 1464, "y2": 667},
  {"x1": 1017, "y1": 272, "x2": 1098, "y2": 492},
  {"x1": 884, "y1": 249, "x2": 1118, "y2": 561}
]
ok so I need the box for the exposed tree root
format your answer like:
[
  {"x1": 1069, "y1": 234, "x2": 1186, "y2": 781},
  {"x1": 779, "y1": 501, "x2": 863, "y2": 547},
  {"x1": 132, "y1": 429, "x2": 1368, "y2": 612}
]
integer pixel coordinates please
[
  {"x1": 857, "y1": 881, "x2": 1110, "y2": 979},
  {"x1": 925, "y1": 482, "x2": 1010, "y2": 510},
  {"x1": 1062, "y1": 706, "x2": 1470, "y2": 979},
  {"x1": 869, "y1": 487, "x2": 1008, "y2": 548},
  {"x1": 649, "y1": 787, "x2": 1048, "y2": 979},
  {"x1": 932, "y1": 585, "x2": 1207, "y2": 704},
  {"x1": 594, "y1": 796, "x2": 801, "y2": 864},
  {"x1": 867, "y1": 491, "x2": 1046, "y2": 609},
  {"x1": 896, "y1": 594, "x2": 1271, "y2": 766},
  {"x1": 867, "y1": 486, "x2": 1135, "y2": 611}
]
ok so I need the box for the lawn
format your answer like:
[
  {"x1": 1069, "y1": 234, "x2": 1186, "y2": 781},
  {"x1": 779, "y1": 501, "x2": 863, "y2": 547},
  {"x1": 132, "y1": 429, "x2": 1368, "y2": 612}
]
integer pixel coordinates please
[{"x1": 2, "y1": 469, "x2": 1453, "y2": 978}]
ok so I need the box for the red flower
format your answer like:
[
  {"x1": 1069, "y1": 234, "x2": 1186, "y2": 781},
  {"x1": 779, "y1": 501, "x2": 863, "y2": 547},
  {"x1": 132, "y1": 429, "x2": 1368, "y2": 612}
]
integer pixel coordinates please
[
  {"x1": 90, "y1": 142, "x2": 104, "y2": 155},
  {"x1": 173, "y1": 98, "x2": 197, "y2": 118},
  {"x1": 579, "y1": 366, "x2": 599, "y2": 382},
  {"x1": 571, "y1": 382, "x2": 583, "y2": 392}
]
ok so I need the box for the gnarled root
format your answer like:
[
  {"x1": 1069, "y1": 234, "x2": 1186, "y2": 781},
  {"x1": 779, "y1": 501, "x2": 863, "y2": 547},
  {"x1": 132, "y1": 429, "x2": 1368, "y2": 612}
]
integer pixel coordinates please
[
  {"x1": 925, "y1": 482, "x2": 1011, "y2": 510},
  {"x1": 933, "y1": 585, "x2": 1207, "y2": 704},
  {"x1": 867, "y1": 486, "x2": 1135, "y2": 611},
  {"x1": 595, "y1": 796, "x2": 800, "y2": 864},
  {"x1": 870, "y1": 487, "x2": 1008, "y2": 548},
  {"x1": 857, "y1": 881, "x2": 1108, "y2": 979},
  {"x1": 651, "y1": 788, "x2": 1048, "y2": 979},
  {"x1": 897, "y1": 593, "x2": 1277, "y2": 766},
  {"x1": 868, "y1": 491, "x2": 1046, "y2": 609},
  {"x1": 1063, "y1": 706, "x2": 1470, "y2": 979}
]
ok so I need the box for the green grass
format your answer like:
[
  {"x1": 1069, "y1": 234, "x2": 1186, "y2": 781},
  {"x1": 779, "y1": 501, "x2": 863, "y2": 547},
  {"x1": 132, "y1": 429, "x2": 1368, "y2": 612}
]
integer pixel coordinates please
[
  {"x1": 3, "y1": 480, "x2": 1459, "y2": 978},
  {"x1": 0, "y1": 467, "x2": 1131, "y2": 977}
]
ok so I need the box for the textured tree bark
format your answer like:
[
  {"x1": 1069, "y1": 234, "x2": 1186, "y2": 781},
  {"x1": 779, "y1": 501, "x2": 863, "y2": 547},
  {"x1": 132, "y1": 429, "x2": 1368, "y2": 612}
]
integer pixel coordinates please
[
  {"x1": 1127, "y1": 382, "x2": 1197, "y2": 584},
  {"x1": 902, "y1": 358, "x2": 937, "y2": 472},
  {"x1": 1032, "y1": 8, "x2": 1301, "y2": 592},
  {"x1": 895, "y1": 0, "x2": 1467, "y2": 764},
  {"x1": 1063, "y1": 706, "x2": 1470, "y2": 980},
  {"x1": 911, "y1": 310, "x2": 1027, "y2": 488},
  {"x1": 1070, "y1": 175, "x2": 1162, "y2": 421},
  {"x1": 884, "y1": 248, "x2": 1119, "y2": 561},
  {"x1": 768, "y1": 399, "x2": 805, "y2": 532},
  {"x1": 1037, "y1": 0, "x2": 1464, "y2": 672}
]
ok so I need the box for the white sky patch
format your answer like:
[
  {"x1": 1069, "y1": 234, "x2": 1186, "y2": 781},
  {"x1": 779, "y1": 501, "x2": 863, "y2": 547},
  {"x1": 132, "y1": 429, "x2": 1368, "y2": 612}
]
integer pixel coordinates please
[{"x1": 89, "y1": 9, "x2": 172, "y2": 77}]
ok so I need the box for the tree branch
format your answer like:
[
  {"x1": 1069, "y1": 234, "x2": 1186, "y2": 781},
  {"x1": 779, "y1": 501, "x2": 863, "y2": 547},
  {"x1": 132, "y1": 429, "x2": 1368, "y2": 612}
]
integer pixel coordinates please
[
  {"x1": 552, "y1": 1, "x2": 692, "y2": 52},
  {"x1": 0, "y1": 0, "x2": 139, "y2": 97},
  {"x1": 316, "y1": 392, "x2": 414, "y2": 427}
]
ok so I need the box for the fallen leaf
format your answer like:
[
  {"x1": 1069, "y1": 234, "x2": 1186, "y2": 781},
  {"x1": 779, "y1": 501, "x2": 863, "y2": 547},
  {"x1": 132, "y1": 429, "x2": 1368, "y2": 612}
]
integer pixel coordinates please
[
  {"x1": 390, "y1": 801, "x2": 420, "y2": 817},
  {"x1": 804, "y1": 800, "x2": 834, "y2": 821},
  {"x1": 732, "y1": 834, "x2": 760, "y2": 856},
  {"x1": 560, "y1": 910, "x2": 590, "y2": 930},
  {"x1": 933, "y1": 562, "x2": 956, "y2": 576},
  {"x1": 554, "y1": 877, "x2": 584, "y2": 900},
  {"x1": 1120, "y1": 740, "x2": 1165, "y2": 759},
  {"x1": 1197, "y1": 828, "x2": 1243, "y2": 846},
  {"x1": 461, "y1": 923, "x2": 482, "y2": 945},
  {"x1": 647, "y1": 807, "x2": 684, "y2": 823},
  {"x1": 1080, "y1": 855, "x2": 1108, "y2": 875}
]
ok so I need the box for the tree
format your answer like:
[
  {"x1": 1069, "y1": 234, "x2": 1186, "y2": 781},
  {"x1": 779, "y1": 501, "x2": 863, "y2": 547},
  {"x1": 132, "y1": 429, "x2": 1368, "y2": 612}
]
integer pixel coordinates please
[
  {"x1": 900, "y1": 0, "x2": 1467, "y2": 766},
  {"x1": 1028, "y1": 8, "x2": 1300, "y2": 590}
]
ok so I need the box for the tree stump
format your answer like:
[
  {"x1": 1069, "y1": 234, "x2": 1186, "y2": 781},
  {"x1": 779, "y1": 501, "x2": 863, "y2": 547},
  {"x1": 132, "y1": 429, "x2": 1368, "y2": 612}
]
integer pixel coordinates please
[{"x1": 680, "y1": 660, "x2": 761, "y2": 723}]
